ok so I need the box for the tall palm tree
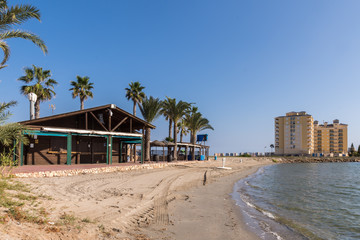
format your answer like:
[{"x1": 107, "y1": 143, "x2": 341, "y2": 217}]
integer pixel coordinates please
[
  {"x1": 160, "y1": 97, "x2": 175, "y2": 140},
  {"x1": 139, "y1": 96, "x2": 163, "y2": 161},
  {"x1": 0, "y1": 0, "x2": 47, "y2": 69},
  {"x1": 166, "y1": 99, "x2": 191, "y2": 160},
  {"x1": 125, "y1": 81, "x2": 145, "y2": 116},
  {"x1": 70, "y1": 76, "x2": 94, "y2": 110},
  {"x1": 18, "y1": 65, "x2": 58, "y2": 119},
  {"x1": 185, "y1": 111, "x2": 214, "y2": 160}
]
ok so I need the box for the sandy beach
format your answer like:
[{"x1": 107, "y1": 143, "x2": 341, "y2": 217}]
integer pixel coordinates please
[{"x1": 1, "y1": 158, "x2": 272, "y2": 239}]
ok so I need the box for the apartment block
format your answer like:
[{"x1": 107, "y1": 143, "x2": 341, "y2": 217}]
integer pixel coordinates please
[
  {"x1": 275, "y1": 111, "x2": 314, "y2": 155},
  {"x1": 313, "y1": 120, "x2": 348, "y2": 155},
  {"x1": 275, "y1": 112, "x2": 348, "y2": 156}
]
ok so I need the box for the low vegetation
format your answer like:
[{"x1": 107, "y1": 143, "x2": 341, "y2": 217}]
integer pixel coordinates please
[
  {"x1": 0, "y1": 179, "x2": 48, "y2": 224},
  {"x1": 0, "y1": 177, "x2": 101, "y2": 237}
]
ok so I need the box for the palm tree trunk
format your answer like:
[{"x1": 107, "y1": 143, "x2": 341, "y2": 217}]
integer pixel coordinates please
[
  {"x1": 133, "y1": 100, "x2": 136, "y2": 116},
  {"x1": 168, "y1": 119, "x2": 172, "y2": 139},
  {"x1": 173, "y1": 121, "x2": 177, "y2": 160},
  {"x1": 191, "y1": 132, "x2": 196, "y2": 160},
  {"x1": 180, "y1": 131, "x2": 183, "y2": 143},
  {"x1": 167, "y1": 119, "x2": 172, "y2": 159},
  {"x1": 80, "y1": 98, "x2": 84, "y2": 110},
  {"x1": 145, "y1": 127, "x2": 151, "y2": 161},
  {"x1": 35, "y1": 100, "x2": 40, "y2": 119}
]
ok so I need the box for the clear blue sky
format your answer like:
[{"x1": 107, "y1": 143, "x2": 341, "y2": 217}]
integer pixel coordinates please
[{"x1": 1, "y1": 0, "x2": 360, "y2": 154}]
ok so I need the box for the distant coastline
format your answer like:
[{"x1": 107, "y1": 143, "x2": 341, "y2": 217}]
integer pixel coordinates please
[{"x1": 277, "y1": 156, "x2": 360, "y2": 163}]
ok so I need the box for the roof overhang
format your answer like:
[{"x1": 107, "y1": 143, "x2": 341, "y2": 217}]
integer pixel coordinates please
[{"x1": 40, "y1": 127, "x2": 143, "y2": 137}]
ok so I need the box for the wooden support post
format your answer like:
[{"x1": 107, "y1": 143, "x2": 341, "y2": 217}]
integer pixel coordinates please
[
  {"x1": 130, "y1": 144, "x2": 133, "y2": 162},
  {"x1": 120, "y1": 141, "x2": 123, "y2": 163},
  {"x1": 85, "y1": 112, "x2": 88, "y2": 129},
  {"x1": 108, "y1": 113, "x2": 112, "y2": 132},
  {"x1": 106, "y1": 136, "x2": 109, "y2": 165},
  {"x1": 91, "y1": 138, "x2": 94, "y2": 164},
  {"x1": 163, "y1": 146, "x2": 165, "y2": 162},
  {"x1": 130, "y1": 119, "x2": 133, "y2": 133},
  {"x1": 133, "y1": 144, "x2": 136, "y2": 163},
  {"x1": 109, "y1": 136, "x2": 113, "y2": 164},
  {"x1": 67, "y1": 133, "x2": 72, "y2": 165},
  {"x1": 20, "y1": 140, "x2": 24, "y2": 166},
  {"x1": 141, "y1": 139, "x2": 144, "y2": 164}
]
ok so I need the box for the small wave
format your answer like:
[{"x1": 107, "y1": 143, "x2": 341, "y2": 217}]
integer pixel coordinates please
[
  {"x1": 240, "y1": 194, "x2": 277, "y2": 220},
  {"x1": 261, "y1": 209, "x2": 276, "y2": 219},
  {"x1": 259, "y1": 220, "x2": 283, "y2": 240}
]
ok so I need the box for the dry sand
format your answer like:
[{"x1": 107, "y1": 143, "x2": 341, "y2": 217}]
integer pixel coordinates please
[{"x1": 2, "y1": 158, "x2": 273, "y2": 239}]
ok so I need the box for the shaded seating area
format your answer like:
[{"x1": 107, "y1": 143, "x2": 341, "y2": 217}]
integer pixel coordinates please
[
  {"x1": 150, "y1": 140, "x2": 209, "y2": 162},
  {"x1": 150, "y1": 140, "x2": 174, "y2": 162},
  {"x1": 17, "y1": 104, "x2": 155, "y2": 166}
]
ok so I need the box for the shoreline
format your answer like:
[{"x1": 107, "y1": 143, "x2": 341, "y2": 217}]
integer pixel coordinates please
[{"x1": 141, "y1": 159, "x2": 271, "y2": 240}]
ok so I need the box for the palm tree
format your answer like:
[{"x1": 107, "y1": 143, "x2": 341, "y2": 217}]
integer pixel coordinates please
[
  {"x1": 18, "y1": 65, "x2": 58, "y2": 119},
  {"x1": 139, "y1": 96, "x2": 162, "y2": 161},
  {"x1": 160, "y1": 97, "x2": 175, "y2": 140},
  {"x1": 70, "y1": 76, "x2": 94, "y2": 110},
  {"x1": 125, "y1": 81, "x2": 145, "y2": 116},
  {"x1": 185, "y1": 111, "x2": 214, "y2": 160},
  {"x1": 166, "y1": 99, "x2": 191, "y2": 160},
  {"x1": 0, "y1": 0, "x2": 47, "y2": 69}
]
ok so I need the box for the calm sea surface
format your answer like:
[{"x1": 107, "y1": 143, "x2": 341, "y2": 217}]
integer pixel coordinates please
[{"x1": 232, "y1": 163, "x2": 360, "y2": 240}]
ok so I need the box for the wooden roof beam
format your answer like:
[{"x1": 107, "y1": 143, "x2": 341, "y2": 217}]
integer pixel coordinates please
[
  {"x1": 111, "y1": 117, "x2": 128, "y2": 132},
  {"x1": 89, "y1": 112, "x2": 108, "y2": 131}
]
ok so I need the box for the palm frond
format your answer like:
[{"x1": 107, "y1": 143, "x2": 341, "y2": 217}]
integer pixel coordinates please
[
  {"x1": 125, "y1": 81, "x2": 146, "y2": 103},
  {"x1": 0, "y1": 1, "x2": 8, "y2": 10},
  {"x1": 0, "y1": 4, "x2": 40, "y2": 31},
  {"x1": 139, "y1": 96, "x2": 162, "y2": 123},
  {"x1": 0, "y1": 30, "x2": 47, "y2": 54},
  {"x1": 184, "y1": 111, "x2": 214, "y2": 139},
  {"x1": 0, "y1": 100, "x2": 16, "y2": 124},
  {"x1": 70, "y1": 76, "x2": 94, "y2": 108},
  {"x1": 0, "y1": 39, "x2": 9, "y2": 66},
  {"x1": 0, "y1": 122, "x2": 27, "y2": 146},
  {"x1": 18, "y1": 65, "x2": 57, "y2": 114}
]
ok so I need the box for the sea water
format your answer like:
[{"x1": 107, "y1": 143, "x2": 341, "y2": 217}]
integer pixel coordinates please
[{"x1": 232, "y1": 163, "x2": 360, "y2": 240}]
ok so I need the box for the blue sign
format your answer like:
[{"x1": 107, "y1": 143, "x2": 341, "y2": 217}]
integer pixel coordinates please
[{"x1": 197, "y1": 134, "x2": 208, "y2": 142}]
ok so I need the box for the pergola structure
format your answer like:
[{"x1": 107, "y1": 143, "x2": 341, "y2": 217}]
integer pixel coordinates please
[
  {"x1": 17, "y1": 104, "x2": 155, "y2": 166},
  {"x1": 150, "y1": 140, "x2": 210, "y2": 161}
]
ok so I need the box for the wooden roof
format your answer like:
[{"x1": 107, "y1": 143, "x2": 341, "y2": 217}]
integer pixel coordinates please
[{"x1": 19, "y1": 104, "x2": 155, "y2": 132}]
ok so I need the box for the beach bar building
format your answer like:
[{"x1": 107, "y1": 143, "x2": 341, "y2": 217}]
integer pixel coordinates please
[{"x1": 17, "y1": 104, "x2": 155, "y2": 165}]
